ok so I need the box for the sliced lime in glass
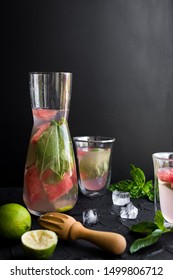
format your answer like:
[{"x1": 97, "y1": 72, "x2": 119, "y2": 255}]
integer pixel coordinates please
[
  {"x1": 21, "y1": 229, "x2": 58, "y2": 259},
  {"x1": 57, "y1": 205, "x2": 73, "y2": 212}
]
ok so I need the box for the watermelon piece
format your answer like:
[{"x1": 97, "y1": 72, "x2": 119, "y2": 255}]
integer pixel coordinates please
[
  {"x1": 43, "y1": 172, "x2": 73, "y2": 201},
  {"x1": 77, "y1": 147, "x2": 89, "y2": 157},
  {"x1": 24, "y1": 165, "x2": 43, "y2": 204},
  {"x1": 158, "y1": 168, "x2": 173, "y2": 183},
  {"x1": 71, "y1": 168, "x2": 78, "y2": 185},
  {"x1": 32, "y1": 109, "x2": 57, "y2": 120},
  {"x1": 31, "y1": 122, "x2": 50, "y2": 144}
]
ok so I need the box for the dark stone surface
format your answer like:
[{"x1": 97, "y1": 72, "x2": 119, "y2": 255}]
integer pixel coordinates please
[{"x1": 0, "y1": 188, "x2": 172, "y2": 260}]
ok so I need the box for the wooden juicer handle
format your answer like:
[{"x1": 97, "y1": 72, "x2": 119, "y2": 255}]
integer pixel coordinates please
[{"x1": 69, "y1": 221, "x2": 127, "y2": 255}]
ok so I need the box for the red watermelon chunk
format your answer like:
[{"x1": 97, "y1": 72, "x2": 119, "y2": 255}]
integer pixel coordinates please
[
  {"x1": 158, "y1": 167, "x2": 173, "y2": 183},
  {"x1": 32, "y1": 109, "x2": 57, "y2": 120},
  {"x1": 43, "y1": 172, "x2": 73, "y2": 201},
  {"x1": 31, "y1": 122, "x2": 50, "y2": 144},
  {"x1": 71, "y1": 167, "x2": 77, "y2": 185},
  {"x1": 24, "y1": 165, "x2": 43, "y2": 204}
]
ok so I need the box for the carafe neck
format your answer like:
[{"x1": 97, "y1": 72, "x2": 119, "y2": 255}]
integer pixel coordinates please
[{"x1": 29, "y1": 72, "x2": 72, "y2": 113}]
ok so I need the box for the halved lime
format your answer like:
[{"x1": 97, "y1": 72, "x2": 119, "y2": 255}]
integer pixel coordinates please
[{"x1": 21, "y1": 229, "x2": 58, "y2": 259}]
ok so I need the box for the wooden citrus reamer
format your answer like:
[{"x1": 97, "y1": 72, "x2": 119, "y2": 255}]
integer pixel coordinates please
[{"x1": 39, "y1": 212, "x2": 126, "y2": 255}]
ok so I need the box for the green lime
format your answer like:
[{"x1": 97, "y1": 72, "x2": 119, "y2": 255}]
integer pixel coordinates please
[
  {"x1": 0, "y1": 203, "x2": 31, "y2": 240},
  {"x1": 21, "y1": 229, "x2": 58, "y2": 259}
]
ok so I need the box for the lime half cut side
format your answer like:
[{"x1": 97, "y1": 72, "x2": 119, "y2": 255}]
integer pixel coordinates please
[{"x1": 21, "y1": 229, "x2": 58, "y2": 259}]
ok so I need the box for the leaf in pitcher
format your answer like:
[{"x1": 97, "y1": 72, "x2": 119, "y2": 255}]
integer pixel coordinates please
[
  {"x1": 35, "y1": 121, "x2": 60, "y2": 176},
  {"x1": 35, "y1": 119, "x2": 74, "y2": 183},
  {"x1": 57, "y1": 119, "x2": 74, "y2": 172}
]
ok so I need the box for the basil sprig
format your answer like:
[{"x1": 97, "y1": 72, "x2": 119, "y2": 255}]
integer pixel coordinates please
[
  {"x1": 35, "y1": 119, "x2": 73, "y2": 181},
  {"x1": 130, "y1": 211, "x2": 173, "y2": 253},
  {"x1": 108, "y1": 164, "x2": 154, "y2": 201}
]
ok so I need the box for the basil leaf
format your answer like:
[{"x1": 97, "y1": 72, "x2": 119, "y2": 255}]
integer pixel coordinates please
[
  {"x1": 148, "y1": 191, "x2": 154, "y2": 201},
  {"x1": 108, "y1": 164, "x2": 154, "y2": 201},
  {"x1": 130, "y1": 229, "x2": 163, "y2": 253},
  {"x1": 142, "y1": 180, "x2": 154, "y2": 201},
  {"x1": 35, "y1": 119, "x2": 73, "y2": 181},
  {"x1": 128, "y1": 181, "x2": 143, "y2": 198},
  {"x1": 130, "y1": 222, "x2": 158, "y2": 234},
  {"x1": 79, "y1": 149, "x2": 110, "y2": 179},
  {"x1": 108, "y1": 180, "x2": 132, "y2": 192},
  {"x1": 57, "y1": 120, "x2": 74, "y2": 173},
  {"x1": 36, "y1": 121, "x2": 60, "y2": 175}
]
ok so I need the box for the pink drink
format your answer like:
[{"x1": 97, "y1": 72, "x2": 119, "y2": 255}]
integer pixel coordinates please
[
  {"x1": 158, "y1": 167, "x2": 173, "y2": 223},
  {"x1": 77, "y1": 147, "x2": 111, "y2": 191},
  {"x1": 23, "y1": 109, "x2": 78, "y2": 215}
]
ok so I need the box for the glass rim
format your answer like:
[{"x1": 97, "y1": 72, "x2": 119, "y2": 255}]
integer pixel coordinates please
[
  {"x1": 152, "y1": 152, "x2": 173, "y2": 160},
  {"x1": 73, "y1": 136, "x2": 115, "y2": 143},
  {"x1": 29, "y1": 72, "x2": 72, "y2": 75}
]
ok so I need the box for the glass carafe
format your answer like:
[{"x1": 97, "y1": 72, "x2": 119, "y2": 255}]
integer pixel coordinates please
[{"x1": 23, "y1": 72, "x2": 78, "y2": 216}]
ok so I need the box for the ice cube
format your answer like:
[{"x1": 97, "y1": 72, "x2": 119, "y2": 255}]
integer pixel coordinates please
[
  {"x1": 120, "y1": 202, "x2": 138, "y2": 219},
  {"x1": 112, "y1": 190, "x2": 130, "y2": 206},
  {"x1": 83, "y1": 209, "x2": 98, "y2": 225}
]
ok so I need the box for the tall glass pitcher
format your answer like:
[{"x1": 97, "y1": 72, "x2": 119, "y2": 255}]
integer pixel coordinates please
[{"x1": 23, "y1": 72, "x2": 78, "y2": 216}]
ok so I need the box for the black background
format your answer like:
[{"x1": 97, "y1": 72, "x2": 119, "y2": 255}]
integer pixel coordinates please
[{"x1": 2, "y1": 0, "x2": 173, "y2": 188}]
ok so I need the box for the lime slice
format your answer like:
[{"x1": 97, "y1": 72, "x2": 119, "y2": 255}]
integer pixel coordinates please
[
  {"x1": 57, "y1": 205, "x2": 73, "y2": 212},
  {"x1": 21, "y1": 229, "x2": 58, "y2": 259}
]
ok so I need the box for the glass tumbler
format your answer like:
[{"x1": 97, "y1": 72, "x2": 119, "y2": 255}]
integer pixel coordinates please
[
  {"x1": 73, "y1": 136, "x2": 115, "y2": 197},
  {"x1": 152, "y1": 152, "x2": 173, "y2": 227}
]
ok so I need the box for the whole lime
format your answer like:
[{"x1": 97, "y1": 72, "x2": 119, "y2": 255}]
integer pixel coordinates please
[{"x1": 0, "y1": 203, "x2": 31, "y2": 240}]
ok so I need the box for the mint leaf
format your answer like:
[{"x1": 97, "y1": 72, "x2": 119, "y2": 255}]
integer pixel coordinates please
[
  {"x1": 128, "y1": 181, "x2": 143, "y2": 198},
  {"x1": 35, "y1": 120, "x2": 74, "y2": 181},
  {"x1": 130, "y1": 222, "x2": 158, "y2": 234},
  {"x1": 130, "y1": 229, "x2": 163, "y2": 253},
  {"x1": 108, "y1": 180, "x2": 132, "y2": 192},
  {"x1": 129, "y1": 210, "x2": 173, "y2": 253},
  {"x1": 130, "y1": 164, "x2": 145, "y2": 186},
  {"x1": 57, "y1": 120, "x2": 74, "y2": 173},
  {"x1": 36, "y1": 121, "x2": 61, "y2": 175},
  {"x1": 154, "y1": 210, "x2": 168, "y2": 231},
  {"x1": 79, "y1": 149, "x2": 110, "y2": 179},
  {"x1": 141, "y1": 180, "x2": 154, "y2": 201},
  {"x1": 108, "y1": 164, "x2": 154, "y2": 201}
]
